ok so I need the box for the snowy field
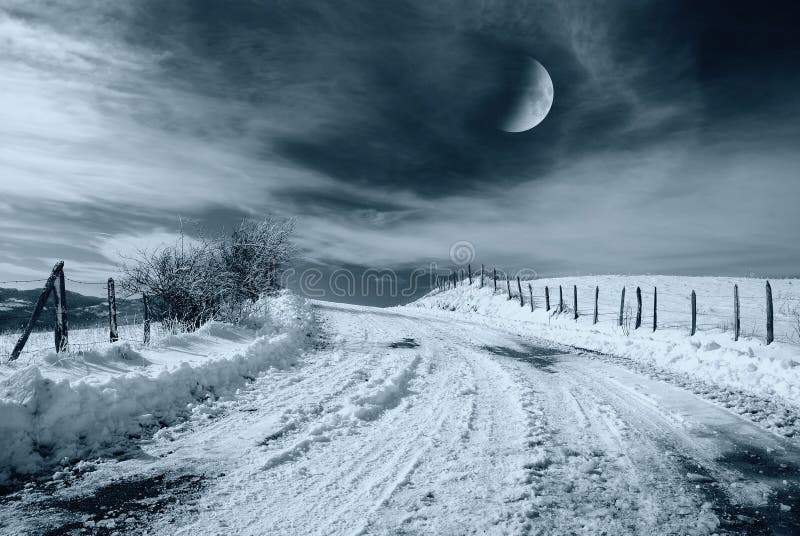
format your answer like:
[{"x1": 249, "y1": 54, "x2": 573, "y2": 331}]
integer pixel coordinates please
[
  {"x1": 1, "y1": 288, "x2": 800, "y2": 534},
  {"x1": 414, "y1": 275, "x2": 800, "y2": 403},
  {"x1": 0, "y1": 321, "x2": 179, "y2": 370}
]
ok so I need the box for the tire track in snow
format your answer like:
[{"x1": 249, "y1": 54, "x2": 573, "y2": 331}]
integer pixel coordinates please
[
  {"x1": 20, "y1": 302, "x2": 797, "y2": 535},
  {"x1": 484, "y1": 345, "x2": 723, "y2": 535}
]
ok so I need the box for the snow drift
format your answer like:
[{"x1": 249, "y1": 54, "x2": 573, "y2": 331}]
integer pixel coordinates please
[{"x1": 0, "y1": 291, "x2": 315, "y2": 484}]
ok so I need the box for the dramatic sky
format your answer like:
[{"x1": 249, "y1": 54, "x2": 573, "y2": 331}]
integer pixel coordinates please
[{"x1": 1, "y1": 0, "x2": 799, "y2": 301}]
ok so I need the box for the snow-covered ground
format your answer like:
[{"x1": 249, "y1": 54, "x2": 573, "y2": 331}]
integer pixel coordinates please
[
  {"x1": 1, "y1": 295, "x2": 799, "y2": 535},
  {"x1": 413, "y1": 275, "x2": 800, "y2": 405},
  {"x1": 0, "y1": 291, "x2": 314, "y2": 484}
]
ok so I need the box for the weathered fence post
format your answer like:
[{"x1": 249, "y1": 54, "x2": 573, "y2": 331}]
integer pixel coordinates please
[
  {"x1": 652, "y1": 287, "x2": 657, "y2": 332},
  {"x1": 108, "y1": 278, "x2": 119, "y2": 343},
  {"x1": 690, "y1": 290, "x2": 696, "y2": 336},
  {"x1": 517, "y1": 277, "x2": 524, "y2": 307},
  {"x1": 766, "y1": 281, "x2": 774, "y2": 345},
  {"x1": 528, "y1": 283, "x2": 534, "y2": 312},
  {"x1": 53, "y1": 266, "x2": 68, "y2": 353},
  {"x1": 558, "y1": 285, "x2": 564, "y2": 313},
  {"x1": 493, "y1": 268, "x2": 497, "y2": 292},
  {"x1": 635, "y1": 287, "x2": 642, "y2": 329},
  {"x1": 10, "y1": 261, "x2": 64, "y2": 361},
  {"x1": 733, "y1": 284, "x2": 740, "y2": 342},
  {"x1": 468, "y1": 264, "x2": 472, "y2": 285},
  {"x1": 593, "y1": 286, "x2": 599, "y2": 325},
  {"x1": 480, "y1": 264, "x2": 484, "y2": 288},
  {"x1": 618, "y1": 287, "x2": 625, "y2": 327},
  {"x1": 573, "y1": 285, "x2": 578, "y2": 320},
  {"x1": 143, "y1": 293, "x2": 151, "y2": 345},
  {"x1": 506, "y1": 278, "x2": 512, "y2": 300},
  {"x1": 545, "y1": 286, "x2": 550, "y2": 311}
]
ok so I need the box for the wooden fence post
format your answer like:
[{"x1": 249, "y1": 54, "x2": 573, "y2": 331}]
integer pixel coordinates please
[
  {"x1": 593, "y1": 286, "x2": 599, "y2": 325},
  {"x1": 10, "y1": 261, "x2": 64, "y2": 361},
  {"x1": 53, "y1": 266, "x2": 69, "y2": 353},
  {"x1": 528, "y1": 283, "x2": 534, "y2": 312},
  {"x1": 143, "y1": 293, "x2": 151, "y2": 345},
  {"x1": 545, "y1": 286, "x2": 550, "y2": 311},
  {"x1": 108, "y1": 278, "x2": 119, "y2": 343},
  {"x1": 506, "y1": 278, "x2": 512, "y2": 300},
  {"x1": 493, "y1": 268, "x2": 497, "y2": 292},
  {"x1": 635, "y1": 287, "x2": 642, "y2": 329},
  {"x1": 733, "y1": 284, "x2": 740, "y2": 342},
  {"x1": 558, "y1": 285, "x2": 564, "y2": 313},
  {"x1": 690, "y1": 290, "x2": 696, "y2": 336},
  {"x1": 766, "y1": 281, "x2": 774, "y2": 345},
  {"x1": 573, "y1": 285, "x2": 578, "y2": 320},
  {"x1": 480, "y1": 264, "x2": 484, "y2": 288},
  {"x1": 618, "y1": 287, "x2": 625, "y2": 327},
  {"x1": 517, "y1": 277, "x2": 523, "y2": 307},
  {"x1": 652, "y1": 287, "x2": 657, "y2": 332},
  {"x1": 468, "y1": 264, "x2": 472, "y2": 285}
]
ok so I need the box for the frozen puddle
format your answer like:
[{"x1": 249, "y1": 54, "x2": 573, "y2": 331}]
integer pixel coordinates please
[
  {"x1": 481, "y1": 343, "x2": 564, "y2": 371},
  {"x1": 388, "y1": 338, "x2": 420, "y2": 349}
]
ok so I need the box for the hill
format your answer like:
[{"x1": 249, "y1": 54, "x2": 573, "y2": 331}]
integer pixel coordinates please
[{"x1": 0, "y1": 287, "x2": 142, "y2": 334}]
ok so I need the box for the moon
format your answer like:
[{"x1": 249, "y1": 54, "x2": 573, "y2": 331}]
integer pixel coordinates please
[{"x1": 500, "y1": 58, "x2": 554, "y2": 133}]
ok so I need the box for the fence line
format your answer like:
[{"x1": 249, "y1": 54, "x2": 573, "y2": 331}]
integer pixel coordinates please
[
  {"x1": 436, "y1": 266, "x2": 792, "y2": 346},
  {"x1": 2, "y1": 261, "x2": 152, "y2": 362}
]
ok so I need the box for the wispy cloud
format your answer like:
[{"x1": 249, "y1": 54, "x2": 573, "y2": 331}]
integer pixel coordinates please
[{"x1": 1, "y1": 0, "x2": 799, "y2": 295}]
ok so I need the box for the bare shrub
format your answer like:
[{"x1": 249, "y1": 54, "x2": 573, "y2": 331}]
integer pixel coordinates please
[
  {"x1": 217, "y1": 217, "x2": 295, "y2": 306},
  {"x1": 120, "y1": 216, "x2": 295, "y2": 327}
]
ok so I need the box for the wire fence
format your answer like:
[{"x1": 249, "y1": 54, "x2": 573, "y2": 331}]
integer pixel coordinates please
[
  {"x1": 433, "y1": 270, "x2": 800, "y2": 346},
  {"x1": 0, "y1": 262, "x2": 153, "y2": 363}
]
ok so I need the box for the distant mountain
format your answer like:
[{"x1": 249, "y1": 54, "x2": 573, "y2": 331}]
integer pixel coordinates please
[{"x1": 0, "y1": 287, "x2": 143, "y2": 334}]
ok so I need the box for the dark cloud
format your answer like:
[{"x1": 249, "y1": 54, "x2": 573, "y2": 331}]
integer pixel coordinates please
[
  {"x1": 3, "y1": 0, "x2": 800, "y2": 298},
  {"x1": 123, "y1": 0, "x2": 718, "y2": 198},
  {"x1": 124, "y1": 0, "x2": 800, "y2": 202}
]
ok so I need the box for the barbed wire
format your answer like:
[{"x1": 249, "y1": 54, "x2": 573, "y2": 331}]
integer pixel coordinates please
[
  {"x1": 65, "y1": 278, "x2": 108, "y2": 285},
  {"x1": 0, "y1": 278, "x2": 47, "y2": 284}
]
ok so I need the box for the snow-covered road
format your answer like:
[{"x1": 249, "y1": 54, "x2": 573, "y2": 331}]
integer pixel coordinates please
[{"x1": 3, "y1": 301, "x2": 800, "y2": 535}]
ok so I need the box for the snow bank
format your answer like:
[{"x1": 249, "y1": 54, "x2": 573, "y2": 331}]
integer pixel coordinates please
[
  {"x1": 0, "y1": 291, "x2": 315, "y2": 483},
  {"x1": 406, "y1": 277, "x2": 800, "y2": 405}
]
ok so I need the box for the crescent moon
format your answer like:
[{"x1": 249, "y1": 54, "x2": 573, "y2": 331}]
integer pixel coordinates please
[{"x1": 500, "y1": 58, "x2": 554, "y2": 133}]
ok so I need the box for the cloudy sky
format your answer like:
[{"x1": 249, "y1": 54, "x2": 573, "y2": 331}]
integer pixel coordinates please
[{"x1": 1, "y1": 0, "x2": 799, "y2": 302}]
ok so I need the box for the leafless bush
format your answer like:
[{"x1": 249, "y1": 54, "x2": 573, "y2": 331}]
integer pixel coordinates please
[
  {"x1": 120, "y1": 217, "x2": 295, "y2": 327},
  {"x1": 217, "y1": 217, "x2": 295, "y2": 303},
  {"x1": 621, "y1": 305, "x2": 633, "y2": 336},
  {"x1": 789, "y1": 303, "x2": 800, "y2": 344}
]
